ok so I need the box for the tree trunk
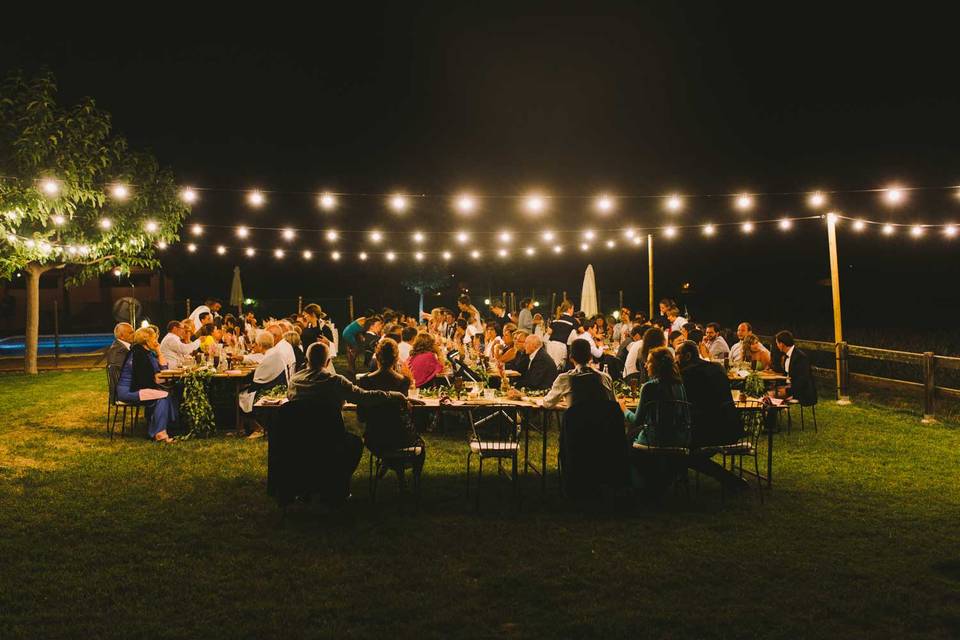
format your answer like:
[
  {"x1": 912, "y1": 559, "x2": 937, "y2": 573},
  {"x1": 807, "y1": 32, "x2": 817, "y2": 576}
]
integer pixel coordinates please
[{"x1": 24, "y1": 263, "x2": 42, "y2": 375}]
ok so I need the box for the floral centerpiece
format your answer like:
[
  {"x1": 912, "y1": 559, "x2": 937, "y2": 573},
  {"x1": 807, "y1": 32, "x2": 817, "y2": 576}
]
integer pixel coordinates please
[{"x1": 181, "y1": 368, "x2": 216, "y2": 439}]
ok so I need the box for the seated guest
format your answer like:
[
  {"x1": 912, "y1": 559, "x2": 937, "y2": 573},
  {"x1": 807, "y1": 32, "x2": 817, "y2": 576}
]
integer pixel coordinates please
[
  {"x1": 357, "y1": 339, "x2": 425, "y2": 478},
  {"x1": 532, "y1": 312, "x2": 547, "y2": 338},
  {"x1": 655, "y1": 298, "x2": 674, "y2": 329},
  {"x1": 287, "y1": 342, "x2": 408, "y2": 493},
  {"x1": 621, "y1": 325, "x2": 646, "y2": 379},
  {"x1": 775, "y1": 330, "x2": 817, "y2": 405},
  {"x1": 106, "y1": 322, "x2": 134, "y2": 369},
  {"x1": 675, "y1": 342, "x2": 740, "y2": 446},
  {"x1": 489, "y1": 299, "x2": 509, "y2": 333},
  {"x1": 743, "y1": 334, "x2": 771, "y2": 370},
  {"x1": 504, "y1": 330, "x2": 530, "y2": 376},
  {"x1": 624, "y1": 346, "x2": 690, "y2": 447},
  {"x1": 284, "y1": 330, "x2": 306, "y2": 371},
  {"x1": 700, "y1": 322, "x2": 730, "y2": 361},
  {"x1": 669, "y1": 330, "x2": 685, "y2": 352},
  {"x1": 612, "y1": 307, "x2": 632, "y2": 346},
  {"x1": 495, "y1": 324, "x2": 519, "y2": 363},
  {"x1": 197, "y1": 323, "x2": 220, "y2": 355},
  {"x1": 241, "y1": 331, "x2": 275, "y2": 366},
  {"x1": 666, "y1": 306, "x2": 687, "y2": 333},
  {"x1": 482, "y1": 324, "x2": 502, "y2": 359},
  {"x1": 238, "y1": 331, "x2": 298, "y2": 437},
  {"x1": 686, "y1": 327, "x2": 704, "y2": 346},
  {"x1": 398, "y1": 326, "x2": 417, "y2": 363},
  {"x1": 632, "y1": 327, "x2": 667, "y2": 385},
  {"x1": 542, "y1": 338, "x2": 615, "y2": 408},
  {"x1": 361, "y1": 315, "x2": 384, "y2": 369},
  {"x1": 728, "y1": 322, "x2": 752, "y2": 364},
  {"x1": 160, "y1": 320, "x2": 199, "y2": 368},
  {"x1": 116, "y1": 327, "x2": 178, "y2": 443},
  {"x1": 515, "y1": 335, "x2": 558, "y2": 391},
  {"x1": 408, "y1": 333, "x2": 444, "y2": 388}
]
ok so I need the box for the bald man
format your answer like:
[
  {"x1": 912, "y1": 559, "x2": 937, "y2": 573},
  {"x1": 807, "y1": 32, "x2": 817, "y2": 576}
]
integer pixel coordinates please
[
  {"x1": 516, "y1": 335, "x2": 559, "y2": 391},
  {"x1": 728, "y1": 322, "x2": 753, "y2": 364}
]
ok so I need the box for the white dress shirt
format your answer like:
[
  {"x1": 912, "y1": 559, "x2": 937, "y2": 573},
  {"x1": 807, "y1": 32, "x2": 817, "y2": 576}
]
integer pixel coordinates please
[
  {"x1": 543, "y1": 365, "x2": 615, "y2": 408},
  {"x1": 729, "y1": 341, "x2": 745, "y2": 364},
  {"x1": 704, "y1": 336, "x2": 730, "y2": 360},
  {"x1": 398, "y1": 341, "x2": 413, "y2": 363},
  {"x1": 623, "y1": 339, "x2": 644, "y2": 378},
  {"x1": 189, "y1": 305, "x2": 212, "y2": 332},
  {"x1": 574, "y1": 331, "x2": 605, "y2": 359},
  {"x1": 159, "y1": 333, "x2": 198, "y2": 368},
  {"x1": 670, "y1": 316, "x2": 687, "y2": 332},
  {"x1": 783, "y1": 345, "x2": 795, "y2": 373}
]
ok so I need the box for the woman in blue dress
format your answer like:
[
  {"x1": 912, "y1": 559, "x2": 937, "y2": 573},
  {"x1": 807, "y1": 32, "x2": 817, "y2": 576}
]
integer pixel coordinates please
[{"x1": 116, "y1": 327, "x2": 178, "y2": 443}]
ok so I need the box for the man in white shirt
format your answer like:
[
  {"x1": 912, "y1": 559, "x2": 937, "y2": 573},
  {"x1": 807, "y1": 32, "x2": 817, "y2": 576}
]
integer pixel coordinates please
[
  {"x1": 728, "y1": 322, "x2": 752, "y2": 364},
  {"x1": 398, "y1": 326, "x2": 417, "y2": 363},
  {"x1": 189, "y1": 304, "x2": 212, "y2": 333},
  {"x1": 159, "y1": 320, "x2": 199, "y2": 368},
  {"x1": 666, "y1": 307, "x2": 687, "y2": 333},
  {"x1": 622, "y1": 326, "x2": 645, "y2": 378},
  {"x1": 700, "y1": 322, "x2": 730, "y2": 361},
  {"x1": 543, "y1": 339, "x2": 616, "y2": 408},
  {"x1": 611, "y1": 307, "x2": 632, "y2": 346},
  {"x1": 241, "y1": 331, "x2": 275, "y2": 366}
]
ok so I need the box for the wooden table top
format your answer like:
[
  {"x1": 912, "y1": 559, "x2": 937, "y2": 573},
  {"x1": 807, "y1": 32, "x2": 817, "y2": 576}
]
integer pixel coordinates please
[{"x1": 158, "y1": 367, "x2": 255, "y2": 379}]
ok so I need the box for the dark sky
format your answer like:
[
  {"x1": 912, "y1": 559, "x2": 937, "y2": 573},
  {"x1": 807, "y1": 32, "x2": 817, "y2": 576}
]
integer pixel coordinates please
[{"x1": 3, "y1": 4, "x2": 959, "y2": 340}]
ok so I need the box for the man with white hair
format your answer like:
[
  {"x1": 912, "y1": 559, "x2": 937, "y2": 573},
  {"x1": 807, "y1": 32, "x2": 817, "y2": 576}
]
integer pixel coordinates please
[
  {"x1": 106, "y1": 322, "x2": 134, "y2": 369},
  {"x1": 241, "y1": 331, "x2": 276, "y2": 366},
  {"x1": 515, "y1": 335, "x2": 558, "y2": 391}
]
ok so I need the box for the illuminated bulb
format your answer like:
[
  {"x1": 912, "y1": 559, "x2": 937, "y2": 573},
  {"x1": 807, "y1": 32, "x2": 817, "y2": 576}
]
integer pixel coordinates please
[
  {"x1": 666, "y1": 195, "x2": 683, "y2": 212},
  {"x1": 542, "y1": 230, "x2": 555, "y2": 242},
  {"x1": 274, "y1": 249, "x2": 285, "y2": 258},
  {"x1": 331, "y1": 251, "x2": 342, "y2": 261},
  {"x1": 359, "y1": 252, "x2": 368, "y2": 261},
  {"x1": 25, "y1": 239, "x2": 36, "y2": 248},
  {"x1": 370, "y1": 230, "x2": 383, "y2": 243},
  {"x1": 524, "y1": 246, "x2": 536, "y2": 256},
  {"x1": 39, "y1": 242, "x2": 51, "y2": 254},
  {"x1": 605, "y1": 240, "x2": 616, "y2": 249},
  {"x1": 79, "y1": 246, "x2": 90, "y2": 256},
  {"x1": 386, "y1": 251, "x2": 396, "y2": 261},
  {"x1": 580, "y1": 243, "x2": 589, "y2": 251},
  {"x1": 808, "y1": 191, "x2": 826, "y2": 208},
  {"x1": 415, "y1": 251, "x2": 424, "y2": 261},
  {"x1": 910, "y1": 225, "x2": 924, "y2": 238},
  {"x1": 595, "y1": 195, "x2": 614, "y2": 213},
  {"x1": 319, "y1": 193, "x2": 336, "y2": 210},
  {"x1": 945, "y1": 225, "x2": 957, "y2": 238},
  {"x1": 664, "y1": 226, "x2": 677, "y2": 238},
  {"x1": 624, "y1": 228, "x2": 636, "y2": 239},
  {"x1": 113, "y1": 269, "x2": 121, "y2": 277},
  {"x1": 325, "y1": 229, "x2": 339, "y2": 242},
  {"x1": 456, "y1": 194, "x2": 476, "y2": 213},
  {"x1": 158, "y1": 241, "x2": 169, "y2": 251},
  {"x1": 282, "y1": 228, "x2": 295, "y2": 241},
  {"x1": 187, "y1": 243, "x2": 197, "y2": 253},
  {"x1": 144, "y1": 220, "x2": 158, "y2": 233},
  {"x1": 884, "y1": 187, "x2": 905, "y2": 205},
  {"x1": 413, "y1": 231, "x2": 425, "y2": 243},
  {"x1": 470, "y1": 250, "x2": 481, "y2": 260},
  {"x1": 100, "y1": 218, "x2": 112, "y2": 229},
  {"x1": 882, "y1": 224, "x2": 895, "y2": 235},
  {"x1": 216, "y1": 245, "x2": 226, "y2": 255},
  {"x1": 735, "y1": 194, "x2": 754, "y2": 211},
  {"x1": 703, "y1": 224, "x2": 716, "y2": 236},
  {"x1": 41, "y1": 179, "x2": 60, "y2": 196},
  {"x1": 524, "y1": 194, "x2": 545, "y2": 214},
  {"x1": 553, "y1": 245, "x2": 563, "y2": 254},
  {"x1": 497, "y1": 248, "x2": 508, "y2": 258},
  {"x1": 128, "y1": 239, "x2": 138, "y2": 247},
  {"x1": 191, "y1": 224, "x2": 203, "y2": 236},
  {"x1": 583, "y1": 229, "x2": 596, "y2": 241},
  {"x1": 389, "y1": 194, "x2": 408, "y2": 212},
  {"x1": 67, "y1": 245, "x2": 77, "y2": 254},
  {"x1": 236, "y1": 226, "x2": 249, "y2": 238},
  {"x1": 248, "y1": 190, "x2": 265, "y2": 207},
  {"x1": 456, "y1": 231, "x2": 469, "y2": 244},
  {"x1": 180, "y1": 188, "x2": 198, "y2": 203},
  {"x1": 498, "y1": 231, "x2": 512, "y2": 243},
  {"x1": 52, "y1": 214, "x2": 65, "y2": 226},
  {"x1": 484, "y1": 298, "x2": 491, "y2": 305},
  {"x1": 245, "y1": 248, "x2": 256, "y2": 257},
  {"x1": 779, "y1": 218, "x2": 793, "y2": 230},
  {"x1": 852, "y1": 219, "x2": 866, "y2": 231},
  {"x1": 442, "y1": 250, "x2": 452, "y2": 260},
  {"x1": 111, "y1": 184, "x2": 129, "y2": 200},
  {"x1": 742, "y1": 222, "x2": 755, "y2": 233}
]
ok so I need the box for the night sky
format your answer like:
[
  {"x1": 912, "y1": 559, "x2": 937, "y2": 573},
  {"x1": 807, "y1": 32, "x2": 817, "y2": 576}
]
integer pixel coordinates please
[{"x1": 3, "y1": 4, "x2": 959, "y2": 340}]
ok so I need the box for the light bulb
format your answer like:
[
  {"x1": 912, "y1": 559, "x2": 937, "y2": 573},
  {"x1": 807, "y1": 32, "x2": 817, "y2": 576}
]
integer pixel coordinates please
[
  {"x1": 303, "y1": 250, "x2": 314, "y2": 260},
  {"x1": 456, "y1": 194, "x2": 476, "y2": 213},
  {"x1": 247, "y1": 190, "x2": 265, "y2": 207},
  {"x1": 735, "y1": 194, "x2": 753, "y2": 211},
  {"x1": 319, "y1": 192, "x2": 336, "y2": 210},
  {"x1": 742, "y1": 221, "x2": 754, "y2": 233},
  {"x1": 703, "y1": 224, "x2": 716, "y2": 236},
  {"x1": 595, "y1": 195, "x2": 614, "y2": 213},
  {"x1": 325, "y1": 229, "x2": 339, "y2": 242},
  {"x1": 144, "y1": 220, "x2": 158, "y2": 233},
  {"x1": 216, "y1": 245, "x2": 226, "y2": 255},
  {"x1": 390, "y1": 194, "x2": 408, "y2": 212},
  {"x1": 808, "y1": 191, "x2": 826, "y2": 208},
  {"x1": 779, "y1": 218, "x2": 793, "y2": 230},
  {"x1": 236, "y1": 226, "x2": 249, "y2": 238},
  {"x1": 100, "y1": 218, "x2": 112, "y2": 229},
  {"x1": 456, "y1": 231, "x2": 469, "y2": 244},
  {"x1": 282, "y1": 228, "x2": 295, "y2": 241},
  {"x1": 666, "y1": 194, "x2": 683, "y2": 212},
  {"x1": 191, "y1": 224, "x2": 203, "y2": 236},
  {"x1": 180, "y1": 188, "x2": 198, "y2": 203},
  {"x1": 111, "y1": 184, "x2": 130, "y2": 200}
]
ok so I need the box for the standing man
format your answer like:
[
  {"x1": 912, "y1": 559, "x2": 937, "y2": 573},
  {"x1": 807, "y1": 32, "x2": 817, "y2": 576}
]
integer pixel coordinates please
[
  {"x1": 517, "y1": 298, "x2": 535, "y2": 334},
  {"x1": 548, "y1": 300, "x2": 579, "y2": 347}
]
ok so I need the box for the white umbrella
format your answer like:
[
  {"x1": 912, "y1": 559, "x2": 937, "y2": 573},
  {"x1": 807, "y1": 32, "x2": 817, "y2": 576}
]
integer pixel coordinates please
[
  {"x1": 229, "y1": 266, "x2": 244, "y2": 315},
  {"x1": 580, "y1": 264, "x2": 598, "y2": 317}
]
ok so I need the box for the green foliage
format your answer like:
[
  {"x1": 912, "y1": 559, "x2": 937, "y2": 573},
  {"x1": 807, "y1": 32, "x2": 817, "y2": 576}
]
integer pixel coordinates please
[
  {"x1": 180, "y1": 369, "x2": 216, "y2": 438},
  {"x1": 0, "y1": 71, "x2": 190, "y2": 281},
  {"x1": 400, "y1": 262, "x2": 450, "y2": 295},
  {"x1": 744, "y1": 371, "x2": 766, "y2": 398}
]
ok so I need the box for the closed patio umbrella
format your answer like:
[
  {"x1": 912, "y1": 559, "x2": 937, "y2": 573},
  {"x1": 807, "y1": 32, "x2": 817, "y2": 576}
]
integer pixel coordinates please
[
  {"x1": 229, "y1": 266, "x2": 244, "y2": 315},
  {"x1": 580, "y1": 264, "x2": 598, "y2": 317}
]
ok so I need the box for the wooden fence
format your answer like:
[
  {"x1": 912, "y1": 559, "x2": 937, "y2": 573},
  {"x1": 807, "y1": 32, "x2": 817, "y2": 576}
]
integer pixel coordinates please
[{"x1": 758, "y1": 335, "x2": 960, "y2": 422}]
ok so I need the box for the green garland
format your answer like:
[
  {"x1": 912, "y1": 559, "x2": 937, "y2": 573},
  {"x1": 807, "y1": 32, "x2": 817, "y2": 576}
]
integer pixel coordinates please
[
  {"x1": 180, "y1": 368, "x2": 216, "y2": 439},
  {"x1": 744, "y1": 371, "x2": 767, "y2": 399}
]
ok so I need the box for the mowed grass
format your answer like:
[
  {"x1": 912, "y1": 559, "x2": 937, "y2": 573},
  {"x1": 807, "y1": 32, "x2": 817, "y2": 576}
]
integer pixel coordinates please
[{"x1": 1, "y1": 370, "x2": 959, "y2": 639}]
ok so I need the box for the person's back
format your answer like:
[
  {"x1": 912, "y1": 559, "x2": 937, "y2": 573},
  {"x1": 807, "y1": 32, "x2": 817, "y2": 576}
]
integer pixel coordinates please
[
  {"x1": 680, "y1": 357, "x2": 739, "y2": 446},
  {"x1": 358, "y1": 368, "x2": 413, "y2": 453}
]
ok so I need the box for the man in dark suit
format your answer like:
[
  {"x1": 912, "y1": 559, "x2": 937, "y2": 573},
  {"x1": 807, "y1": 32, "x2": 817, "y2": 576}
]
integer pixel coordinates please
[
  {"x1": 516, "y1": 335, "x2": 558, "y2": 391},
  {"x1": 105, "y1": 322, "x2": 134, "y2": 369},
  {"x1": 775, "y1": 330, "x2": 817, "y2": 406}
]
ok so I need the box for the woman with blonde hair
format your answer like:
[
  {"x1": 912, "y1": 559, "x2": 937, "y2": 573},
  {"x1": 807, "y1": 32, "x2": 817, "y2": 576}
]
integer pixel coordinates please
[{"x1": 115, "y1": 327, "x2": 178, "y2": 442}]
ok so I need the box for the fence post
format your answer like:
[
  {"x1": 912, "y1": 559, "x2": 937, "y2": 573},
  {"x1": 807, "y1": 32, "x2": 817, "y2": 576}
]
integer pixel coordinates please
[
  {"x1": 550, "y1": 292, "x2": 556, "y2": 316},
  {"x1": 619, "y1": 289, "x2": 623, "y2": 310},
  {"x1": 348, "y1": 295, "x2": 354, "y2": 322},
  {"x1": 836, "y1": 341, "x2": 851, "y2": 404},
  {"x1": 53, "y1": 299, "x2": 60, "y2": 370},
  {"x1": 922, "y1": 351, "x2": 937, "y2": 423},
  {"x1": 297, "y1": 296, "x2": 303, "y2": 315},
  {"x1": 186, "y1": 298, "x2": 191, "y2": 317}
]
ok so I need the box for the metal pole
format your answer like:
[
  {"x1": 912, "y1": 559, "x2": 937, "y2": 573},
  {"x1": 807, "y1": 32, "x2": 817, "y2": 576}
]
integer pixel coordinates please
[
  {"x1": 53, "y1": 299, "x2": 60, "y2": 369},
  {"x1": 297, "y1": 296, "x2": 303, "y2": 315},
  {"x1": 186, "y1": 298, "x2": 191, "y2": 317},
  {"x1": 550, "y1": 292, "x2": 556, "y2": 317},
  {"x1": 647, "y1": 234, "x2": 654, "y2": 320},
  {"x1": 348, "y1": 295, "x2": 355, "y2": 321},
  {"x1": 619, "y1": 289, "x2": 623, "y2": 310},
  {"x1": 827, "y1": 214, "x2": 851, "y2": 405}
]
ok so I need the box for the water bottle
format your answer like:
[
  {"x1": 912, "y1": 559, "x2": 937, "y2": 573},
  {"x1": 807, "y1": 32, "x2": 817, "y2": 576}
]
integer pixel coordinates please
[{"x1": 602, "y1": 364, "x2": 609, "y2": 377}]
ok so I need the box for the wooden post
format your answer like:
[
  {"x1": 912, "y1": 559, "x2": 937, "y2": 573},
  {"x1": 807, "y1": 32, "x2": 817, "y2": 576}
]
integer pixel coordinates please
[
  {"x1": 348, "y1": 295, "x2": 355, "y2": 321},
  {"x1": 922, "y1": 351, "x2": 937, "y2": 423},
  {"x1": 186, "y1": 298, "x2": 191, "y2": 317},
  {"x1": 297, "y1": 296, "x2": 303, "y2": 315},
  {"x1": 647, "y1": 234, "x2": 654, "y2": 320},
  {"x1": 826, "y1": 214, "x2": 851, "y2": 405},
  {"x1": 53, "y1": 299, "x2": 60, "y2": 370},
  {"x1": 550, "y1": 292, "x2": 556, "y2": 317},
  {"x1": 837, "y1": 341, "x2": 850, "y2": 400},
  {"x1": 618, "y1": 289, "x2": 623, "y2": 310}
]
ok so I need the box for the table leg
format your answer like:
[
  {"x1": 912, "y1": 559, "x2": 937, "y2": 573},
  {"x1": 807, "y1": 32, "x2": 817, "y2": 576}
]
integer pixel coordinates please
[
  {"x1": 767, "y1": 418, "x2": 774, "y2": 489},
  {"x1": 523, "y1": 411, "x2": 531, "y2": 480},
  {"x1": 541, "y1": 411, "x2": 549, "y2": 495},
  {"x1": 235, "y1": 379, "x2": 243, "y2": 432}
]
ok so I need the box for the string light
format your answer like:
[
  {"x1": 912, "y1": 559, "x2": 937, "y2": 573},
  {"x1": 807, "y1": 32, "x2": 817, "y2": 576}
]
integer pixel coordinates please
[
  {"x1": 579, "y1": 243, "x2": 589, "y2": 252},
  {"x1": 470, "y1": 250, "x2": 481, "y2": 260},
  {"x1": 389, "y1": 194, "x2": 408, "y2": 212},
  {"x1": 413, "y1": 231, "x2": 425, "y2": 243},
  {"x1": 808, "y1": 191, "x2": 827, "y2": 208},
  {"x1": 303, "y1": 250, "x2": 314, "y2": 260},
  {"x1": 779, "y1": 218, "x2": 793, "y2": 230},
  {"x1": 498, "y1": 231, "x2": 513, "y2": 244},
  {"x1": 553, "y1": 245, "x2": 563, "y2": 254},
  {"x1": 742, "y1": 221, "x2": 755, "y2": 233},
  {"x1": 144, "y1": 220, "x2": 158, "y2": 233},
  {"x1": 703, "y1": 224, "x2": 716, "y2": 236},
  {"x1": 623, "y1": 228, "x2": 636, "y2": 239},
  {"x1": 442, "y1": 250, "x2": 452, "y2": 260},
  {"x1": 524, "y1": 194, "x2": 546, "y2": 214},
  {"x1": 884, "y1": 186, "x2": 905, "y2": 206},
  {"x1": 605, "y1": 239, "x2": 616, "y2": 249},
  {"x1": 945, "y1": 225, "x2": 957, "y2": 238},
  {"x1": 456, "y1": 194, "x2": 476, "y2": 213},
  {"x1": 497, "y1": 248, "x2": 508, "y2": 258},
  {"x1": 826, "y1": 212, "x2": 838, "y2": 224},
  {"x1": 52, "y1": 214, "x2": 65, "y2": 226},
  {"x1": 583, "y1": 229, "x2": 596, "y2": 241},
  {"x1": 882, "y1": 223, "x2": 895, "y2": 235},
  {"x1": 180, "y1": 188, "x2": 198, "y2": 204},
  {"x1": 595, "y1": 194, "x2": 614, "y2": 213},
  {"x1": 852, "y1": 219, "x2": 866, "y2": 231},
  {"x1": 524, "y1": 246, "x2": 536, "y2": 256},
  {"x1": 25, "y1": 239, "x2": 35, "y2": 248},
  {"x1": 157, "y1": 241, "x2": 168, "y2": 250},
  {"x1": 113, "y1": 268, "x2": 122, "y2": 277},
  {"x1": 282, "y1": 228, "x2": 295, "y2": 241},
  {"x1": 246, "y1": 247, "x2": 256, "y2": 257},
  {"x1": 415, "y1": 251, "x2": 425, "y2": 261},
  {"x1": 187, "y1": 243, "x2": 197, "y2": 252},
  {"x1": 100, "y1": 218, "x2": 112, "y2": 229},
  {"x1": 236, "y1": 226, "x2": 249, "y2": 238},
  {"x1": 359, "y1": 252, "x2": 368, "y2": 261},
  {"x1": 456, "y1": 231, "x2": 470, "y2": 244},
  {"x1": 319, "y1": 193, "x2": 336, "y2": 210},
  {"x1": 541, "y1": 230, "x2": 555, "y2": 243},
  {"x1": 910, "y1": 224, "x2": 924, "y2": 238},
  {"x1": 331, "y1": 251, "x2": 341, "y2": 261},
  {"x1": 325, "y1": 229, "x2": 339, "y2": 242},
  {"x1": 666, "y1": 194, "x2": 683, "y2": 212},
  {"x1": 41, "y1": 179, "x2": 60, "y2": 196},
  {"x1": 248, "y1": 190, "x2": 266, "y2": 207},
  {"x1": 735, "y1": 194, "x2": 754, "y2": 211},
  {"x1": 79, "y1": 245, "x2": 90, "y2": 256},
  {"x1": 631, "y1": 235, "x2": 642, "y2": 245},
  {"x1": 191, "y1": 224, "x2": 203, "y2": 236},
  {"x1": 664, "y1": 225, "x2": 677, "y2": 238},
  {"x1": 386, "y1": 251, "x2": 396, "y2": 261},
  {"x1": 216, "y1": 245, "x2": 226, "y2": 255},
  {"x1": 274, "y1": 249, "x2": 285, "y2": 258},
  {"x1": 370, "y1": 230, "x2": 383, "y2": 243},
  {"x1": 111, "y1": 184, "x2": 130, "y2": 200}
]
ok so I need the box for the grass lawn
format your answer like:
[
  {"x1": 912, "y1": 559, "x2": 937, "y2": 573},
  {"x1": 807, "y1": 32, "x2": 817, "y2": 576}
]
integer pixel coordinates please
[{"x1": 1, "y1": 369, "x2": 959, "y2": 639}]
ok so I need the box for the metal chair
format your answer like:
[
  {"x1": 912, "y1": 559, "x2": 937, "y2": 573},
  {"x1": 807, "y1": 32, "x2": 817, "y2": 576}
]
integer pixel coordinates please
[
  {"x1": 367, "y1": 442, "x2": 425, "y2": 509},
  {"x1": 106, "y1": 365, "x2": 142, "y2": 440},
  {"x1": 630, "y1": 399, "x2": 694, "y2": 497},
  {"x1": 465, "y1": 405, "x2": 521, "y2": 510},
  {"x1": 718, "y1": 400, "x2": 766, "y2": 503},
  {"x1": 785, "y1": 399, "x2": 818, "y2": 433}
]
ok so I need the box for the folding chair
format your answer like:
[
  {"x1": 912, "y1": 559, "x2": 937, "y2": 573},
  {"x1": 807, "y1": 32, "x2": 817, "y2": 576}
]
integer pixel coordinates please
[
  {"x1": 718, "y1": 400, "x2": 766, "y2": 503},
  {"x1": 106, "y1": 365, "x2": 142, "y2": 440},
  {"x1": 465, "y1": 405, "x2": 521, "y2": 510}
]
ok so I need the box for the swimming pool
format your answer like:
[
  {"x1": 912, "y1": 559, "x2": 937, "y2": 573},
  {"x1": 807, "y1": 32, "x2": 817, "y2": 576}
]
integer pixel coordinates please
[{"x1": 0, "y1": 333, "x2": 115, "y2": 357}]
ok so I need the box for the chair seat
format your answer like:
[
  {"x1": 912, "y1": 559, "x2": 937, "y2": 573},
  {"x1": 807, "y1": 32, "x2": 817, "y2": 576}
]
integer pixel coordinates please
[
  {"x1": 717, "y1": 443, "x2": 755, "y2": 456},
  {"x1": 469, "y1": 440, "x2": 519, "y2": 456},
  {"x1": 114, "y1": 400, "x2": 140, "y2": 407},
  {"x1": 377, "y1": 446, "x2": 424, "y2": 458},
  {"x1": 631, "y1": 443, "x2": 689, "y2": 454}
]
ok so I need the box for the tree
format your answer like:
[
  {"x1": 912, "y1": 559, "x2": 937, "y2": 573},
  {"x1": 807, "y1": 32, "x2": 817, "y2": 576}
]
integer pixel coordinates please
[
  {"x1": 401, "y1": 263, "x2": 451, "y2": 319},
  {"x1": 0, "y1": 72, "x2": 190, "y2": 373}
]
